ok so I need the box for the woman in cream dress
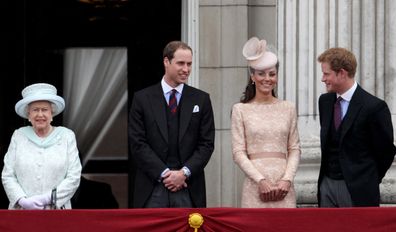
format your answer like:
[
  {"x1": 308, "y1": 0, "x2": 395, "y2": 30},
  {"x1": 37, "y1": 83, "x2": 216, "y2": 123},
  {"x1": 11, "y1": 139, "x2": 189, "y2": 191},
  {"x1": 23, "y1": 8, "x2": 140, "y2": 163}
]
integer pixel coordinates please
[
  {"x1": 2, "y1": 83, "x2": 81, "y2": 209},
  {"x1": 232, "y1": 37, "x2": 301, "y2": 208}
]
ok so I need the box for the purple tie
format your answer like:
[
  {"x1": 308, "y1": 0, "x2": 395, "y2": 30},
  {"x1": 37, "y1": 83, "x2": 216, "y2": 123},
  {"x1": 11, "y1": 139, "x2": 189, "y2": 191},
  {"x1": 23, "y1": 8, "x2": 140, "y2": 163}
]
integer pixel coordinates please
[
  {"x1": 168, "y1": 89, "x2": 177, "y2": 114},
  {"x1": 334, "y1": 97, "x2": 342, "y2": 130}
]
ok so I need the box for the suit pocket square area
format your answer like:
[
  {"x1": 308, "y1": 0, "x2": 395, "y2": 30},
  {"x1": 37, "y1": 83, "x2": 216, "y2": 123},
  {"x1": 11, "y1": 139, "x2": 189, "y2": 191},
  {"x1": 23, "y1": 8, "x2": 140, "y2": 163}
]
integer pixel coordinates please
[{"x1": 193, "y1": 105, "x2": 200, "y2": 113}]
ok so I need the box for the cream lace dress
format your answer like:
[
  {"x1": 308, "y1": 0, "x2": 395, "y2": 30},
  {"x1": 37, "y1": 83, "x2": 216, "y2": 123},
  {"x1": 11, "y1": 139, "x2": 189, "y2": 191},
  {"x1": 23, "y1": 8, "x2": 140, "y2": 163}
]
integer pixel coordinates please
[{"x1": 231, "y1": 100, "x2": 301, "y2": 208}]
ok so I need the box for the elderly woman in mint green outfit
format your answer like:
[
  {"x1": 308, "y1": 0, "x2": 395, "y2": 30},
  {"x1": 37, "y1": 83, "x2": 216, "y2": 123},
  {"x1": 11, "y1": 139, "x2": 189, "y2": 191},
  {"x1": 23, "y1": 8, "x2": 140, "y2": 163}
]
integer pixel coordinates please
[{"x1": 2, "y1": 83, "x2": 81, "y2": 209}]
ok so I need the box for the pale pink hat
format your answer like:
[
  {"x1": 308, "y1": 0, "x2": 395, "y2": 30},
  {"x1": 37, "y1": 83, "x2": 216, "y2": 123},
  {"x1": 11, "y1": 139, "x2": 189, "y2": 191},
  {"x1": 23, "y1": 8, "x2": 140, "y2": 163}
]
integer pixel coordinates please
[{"x1": 242, "y1": 37, "x2": 278, "y2": 70}]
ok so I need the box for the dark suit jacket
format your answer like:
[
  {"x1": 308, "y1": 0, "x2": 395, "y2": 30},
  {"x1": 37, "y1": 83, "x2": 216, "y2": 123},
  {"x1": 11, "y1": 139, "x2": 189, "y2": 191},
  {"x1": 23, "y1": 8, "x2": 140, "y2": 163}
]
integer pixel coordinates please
[
  {"x1": 128, "y1": 83, "x2": 215, "y2": 208},
  {"x1": 318, "y1": 85, "x2": 396, "y2": 206},
  {"x1": 71, "y1": 176, "x2": 119, "y2": 209}
]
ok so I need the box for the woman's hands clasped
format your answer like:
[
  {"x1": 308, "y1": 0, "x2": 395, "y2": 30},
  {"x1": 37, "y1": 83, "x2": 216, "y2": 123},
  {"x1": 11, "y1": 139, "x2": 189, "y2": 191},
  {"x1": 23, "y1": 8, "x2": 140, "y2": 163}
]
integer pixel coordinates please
[
  {"x1": 18, "y1": 192, "x2": 51, "y2": 210},
  {"x1": 258, "y1": 179, "x2": 291, "y2": 202}
]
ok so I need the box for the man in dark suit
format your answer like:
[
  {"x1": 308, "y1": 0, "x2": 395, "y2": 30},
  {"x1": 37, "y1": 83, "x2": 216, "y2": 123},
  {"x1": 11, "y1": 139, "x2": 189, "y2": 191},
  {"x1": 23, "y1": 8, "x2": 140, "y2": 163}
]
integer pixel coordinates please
[
  {"x1": 317, "y1": 47, "x2": 396, "y2": 207},
  {"x1": 129, "y1": 41, "x2": 215, "y2": 208}
]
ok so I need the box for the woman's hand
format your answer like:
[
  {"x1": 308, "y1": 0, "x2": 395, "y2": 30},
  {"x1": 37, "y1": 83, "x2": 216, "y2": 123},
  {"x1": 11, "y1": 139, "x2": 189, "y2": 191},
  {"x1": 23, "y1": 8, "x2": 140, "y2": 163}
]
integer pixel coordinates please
[
  {"x1": 258, "y1": 179, "x2": 276, "y2": 202},
  {"x1": 274, "y1": 180, "x2": 291, "y2": 201},
  {"x1": 18, "y1": 193, "x2": 50, "y2": 210}
]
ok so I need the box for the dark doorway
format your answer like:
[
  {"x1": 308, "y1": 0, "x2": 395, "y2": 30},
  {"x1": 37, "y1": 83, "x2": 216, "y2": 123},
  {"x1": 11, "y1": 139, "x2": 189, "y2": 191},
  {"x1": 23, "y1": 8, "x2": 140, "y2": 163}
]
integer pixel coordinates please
[{"x1": 0, "y1": 0, "x2": 181, "y2": 208}]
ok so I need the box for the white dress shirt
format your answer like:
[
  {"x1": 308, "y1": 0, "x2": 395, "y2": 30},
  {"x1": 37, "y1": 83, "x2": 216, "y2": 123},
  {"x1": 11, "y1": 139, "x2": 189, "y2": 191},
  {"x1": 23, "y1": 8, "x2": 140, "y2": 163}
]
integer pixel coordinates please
[{"x1": 337, "y1": 81, "x2": 357, "y2": 119}]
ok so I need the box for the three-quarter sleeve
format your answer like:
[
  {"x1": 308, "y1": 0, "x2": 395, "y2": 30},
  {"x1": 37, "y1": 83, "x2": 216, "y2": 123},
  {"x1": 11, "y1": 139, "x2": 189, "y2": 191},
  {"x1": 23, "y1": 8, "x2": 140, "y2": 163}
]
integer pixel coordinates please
[
  {"x1": 231, "y1": 104, "x2": 265, "y2": 183},
  {"x1": 53, "y1": 130, "x2": 82, "y2": 208},
  {"x1": 1, "y1": 131, "x2": 28, "y2": 208},
  {"x1": 281, "y1": 106, "x2": 301, "y2": 182}
]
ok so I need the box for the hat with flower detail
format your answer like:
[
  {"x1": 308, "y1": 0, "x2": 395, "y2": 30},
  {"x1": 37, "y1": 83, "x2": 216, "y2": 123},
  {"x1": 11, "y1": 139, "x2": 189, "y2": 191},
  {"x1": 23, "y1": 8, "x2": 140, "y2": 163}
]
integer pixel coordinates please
[{"x1": 242, "y1": 37, "x2": 278, "y2": 70}]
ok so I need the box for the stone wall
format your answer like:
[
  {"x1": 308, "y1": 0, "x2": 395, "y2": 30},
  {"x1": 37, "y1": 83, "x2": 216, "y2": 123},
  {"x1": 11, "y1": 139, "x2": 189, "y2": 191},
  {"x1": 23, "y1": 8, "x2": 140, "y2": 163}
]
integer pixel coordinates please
[{"x1": 199, "y1": 0, "x2": 396, "y2": 207}]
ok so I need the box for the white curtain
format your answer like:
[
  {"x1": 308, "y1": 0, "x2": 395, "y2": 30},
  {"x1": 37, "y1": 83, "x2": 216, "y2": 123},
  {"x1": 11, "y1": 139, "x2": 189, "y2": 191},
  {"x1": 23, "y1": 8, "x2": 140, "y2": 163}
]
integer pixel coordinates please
[{"x1": 63, "y1": 48, "x2": 127, "y2": 166}]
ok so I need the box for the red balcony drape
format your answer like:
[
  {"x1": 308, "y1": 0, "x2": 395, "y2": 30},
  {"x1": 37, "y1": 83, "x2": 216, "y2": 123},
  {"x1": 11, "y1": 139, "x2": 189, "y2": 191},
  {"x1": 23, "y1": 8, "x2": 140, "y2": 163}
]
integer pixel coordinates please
[{"x1": 1, "y1": 207, "x2": 396, "y2": 232}]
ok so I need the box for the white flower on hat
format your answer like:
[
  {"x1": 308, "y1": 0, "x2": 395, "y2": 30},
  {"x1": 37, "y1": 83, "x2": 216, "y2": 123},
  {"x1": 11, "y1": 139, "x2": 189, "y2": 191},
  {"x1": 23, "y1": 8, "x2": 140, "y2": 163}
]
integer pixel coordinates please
[
  {"x1": 15, "y1": 83, "x2": 65, "y2": 119},
  {"x1": 242, "y1": 37, "x2": 278, "y2": 70}
]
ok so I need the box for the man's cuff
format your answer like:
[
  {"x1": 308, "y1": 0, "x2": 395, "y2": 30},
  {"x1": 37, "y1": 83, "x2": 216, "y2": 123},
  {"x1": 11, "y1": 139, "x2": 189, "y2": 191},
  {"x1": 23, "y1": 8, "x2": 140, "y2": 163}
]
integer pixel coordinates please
[
  {"x1": 182, "y1": 166, "x2": 191, "y2": 178},
  {"x1": 158, "y1": 168, "x2": 170, "y2": 182}
]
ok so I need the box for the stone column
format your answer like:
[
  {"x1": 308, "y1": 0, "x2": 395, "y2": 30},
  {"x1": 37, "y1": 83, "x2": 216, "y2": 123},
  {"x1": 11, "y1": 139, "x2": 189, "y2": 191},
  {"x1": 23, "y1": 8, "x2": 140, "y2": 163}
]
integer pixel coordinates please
[
  {"x1": 199, "y1": 0, "x2": 250, "y2": 207},
  {"x1": 277, "y1": 0, "x2": 396, "y2": 205}
]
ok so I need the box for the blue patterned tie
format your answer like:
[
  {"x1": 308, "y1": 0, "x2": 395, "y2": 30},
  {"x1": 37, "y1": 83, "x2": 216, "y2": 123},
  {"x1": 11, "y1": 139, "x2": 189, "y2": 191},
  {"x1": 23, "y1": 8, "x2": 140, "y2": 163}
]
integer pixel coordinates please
[
  {"x1": 169, "y1": 89, "x2": 177, "y2": 114},
  {"x1": 334, "y1": 97, "x2": 342, "y2": 130}
]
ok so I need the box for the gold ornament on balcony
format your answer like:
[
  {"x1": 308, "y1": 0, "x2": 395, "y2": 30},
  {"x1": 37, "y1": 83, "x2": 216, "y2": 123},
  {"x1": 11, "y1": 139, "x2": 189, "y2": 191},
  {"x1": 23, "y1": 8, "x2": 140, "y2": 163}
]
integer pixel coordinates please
[{"x1": 189, "y1": 213, "x2": 204, "y2": 232}]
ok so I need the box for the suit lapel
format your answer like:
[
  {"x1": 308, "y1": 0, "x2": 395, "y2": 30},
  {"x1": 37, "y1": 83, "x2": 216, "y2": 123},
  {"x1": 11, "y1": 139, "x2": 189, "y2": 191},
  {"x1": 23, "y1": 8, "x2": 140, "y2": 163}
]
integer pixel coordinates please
[
  {"x1": 321, "y1": 93, "x2": 336, "y2": 147},
  {"x1": 149, "y1": 84, "x2": 168, "y2": 143},
  {"x1": 179, "y1": 85, "x2": 194, "y2": 142},
  {"x1": 339, "y1": 86, "x2": 364, "y2": 143}
]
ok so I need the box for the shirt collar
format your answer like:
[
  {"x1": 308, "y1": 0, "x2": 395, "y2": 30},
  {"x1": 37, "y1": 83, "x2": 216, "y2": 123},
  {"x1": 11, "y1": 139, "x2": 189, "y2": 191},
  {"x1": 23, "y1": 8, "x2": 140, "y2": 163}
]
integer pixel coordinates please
[
  {"x1": 161, "y1": 77, "x2": 184, "y2": 94},
  {"x1": 337, "y1": 81, "x2": 357, "y2": 102}
]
